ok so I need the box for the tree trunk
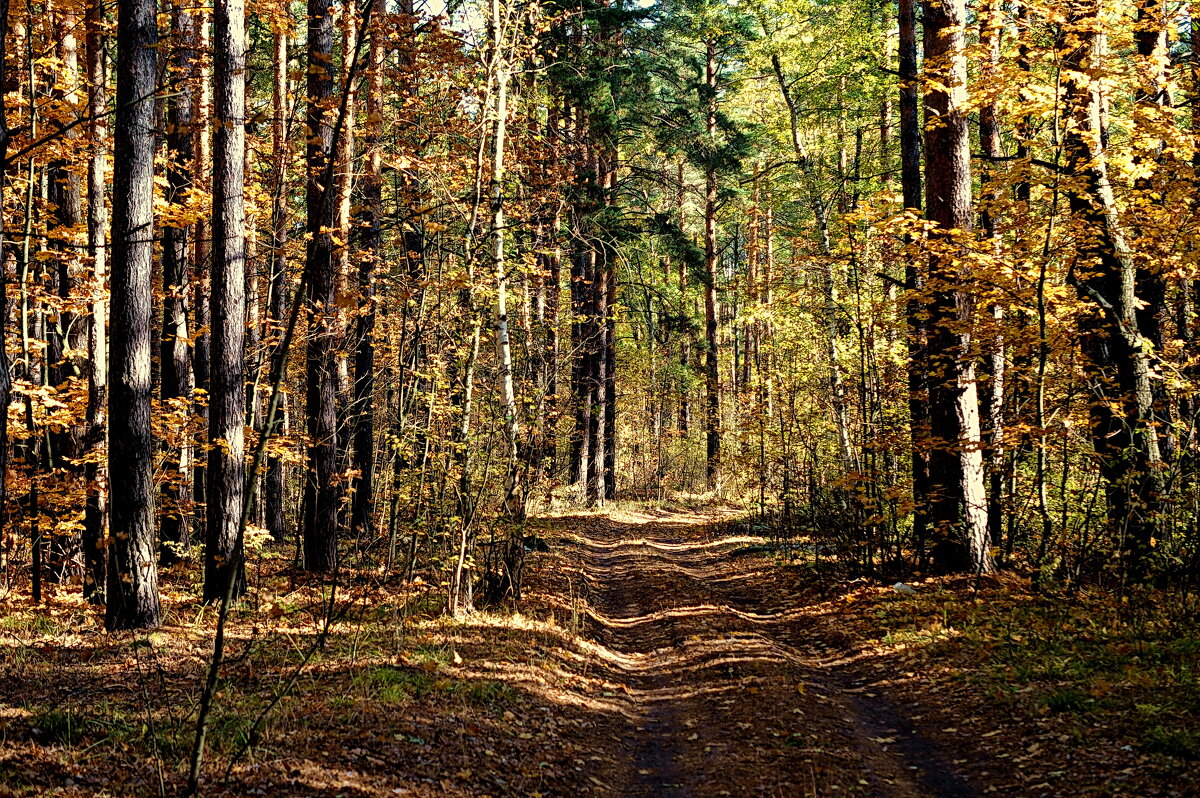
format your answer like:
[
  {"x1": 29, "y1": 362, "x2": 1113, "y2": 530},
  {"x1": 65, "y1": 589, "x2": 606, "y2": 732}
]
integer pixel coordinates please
[
  {"x1": 264, "y1": 13, "x2": 289, "y2": 544},
  {"x1": 587, "y1": 236, "x2": 607, "y2": 506},
  {"x1": 193, "y1": 8, "x2": 213, "y2": 524},
  {"x1": 303, "y1": 0, "x2": 340, "y2": 571},
  {"x1": 676, "y1": 159, "x2": 691, "y2": 438},
  {"x1": 204, "y1": 0, "x2": 247, "y2": 602},
  {"x1": 107, "y1": 0, "x2": 162, "y2": 630},
  {"x1": 0, "y1": 0, "x2": 12, "y2": 598},
  {"x1": 352, "y1": 1, "x2": 381, "y2": 541},
  {"x1": 1132, "y1": 0, "x2": 1171, "y2": 461},
  {"x1": 47, "y1": 10, "x2": 86, "y2": 581},
  {"x1": 703, "y1": 40, "x2": 720, "y2": 491},
  {"x1": 922, "y1": 0, "x2": 991, "y2": 573},
  {"x1": 899, "y1": 0, "x2": 930, "y2": 563},
  {"x1": 333, "y1": 0, "x2": 358, "y2": 462},
  {"x1": 1061, "y1": 1, "x2": 1162, "y2": 582},
  {"x1": 161, "y1": 0, "x2": 198, "y2": 563},
  {"x1": 82, "y1": 0, "x2": 108, "y2": 603},
  {"x1": 978, "y1": 0, "x2": 1005, "y2": 548},
  {"x1": 603, "y1": 202, "x2": 617, "y2": 502},
  {"x1": 487, "y1": 10, "x2": 523, "y2": 518}
]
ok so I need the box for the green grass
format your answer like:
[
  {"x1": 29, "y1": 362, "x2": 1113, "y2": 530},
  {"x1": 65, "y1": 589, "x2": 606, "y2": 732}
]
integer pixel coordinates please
[
  {"x1": 866, "y1": 582, "x2": 1200, "y2": 763},
  {"x1": 1143, "y1": 727, "x2": 1200, "y2": 760},
  {"x1": 353, "y1": 665, "x2": 518, "y2": 708}
]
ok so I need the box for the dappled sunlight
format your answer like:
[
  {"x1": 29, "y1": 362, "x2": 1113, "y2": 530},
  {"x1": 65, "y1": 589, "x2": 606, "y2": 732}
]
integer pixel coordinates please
[
  {"x1": 5, "y1": 506, "x2": 1189, "y2": 796},
  {"x1": 581, "y1": 601, "x2": 810, "y2": 631}
]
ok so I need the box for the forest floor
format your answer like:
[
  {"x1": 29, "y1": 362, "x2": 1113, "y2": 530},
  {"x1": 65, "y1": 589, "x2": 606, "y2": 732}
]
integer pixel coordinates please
[{"x1": 1, "y1": 504, "x2": 1198, "y2": 796}]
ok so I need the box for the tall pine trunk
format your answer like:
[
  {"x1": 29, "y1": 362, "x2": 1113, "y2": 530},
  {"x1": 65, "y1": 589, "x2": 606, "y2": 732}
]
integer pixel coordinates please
[
  {"x1": 703, "y1": 40, "x2": 720, "y2": 491},
  {"x1": 82, "y1": 0, "x2": 107, "y2": 603},
  {"x1": 204, "y1": 0, "x2": 247, "y2": 602},
  {"x1": 899, "y1": 0, "x2": 930, "y2": 563},
  {"x1": 978, "y1": 0, "x2": 1006, "y2": 548},
  {"x1": 922, "y1": 0, "x2": 991, "y2": 573},
  {"x1": 264, "y1": 13, "x2": 289, "y2": 544},
  {"x1": 352, "y1": 3, "x2": 382, "y2": 542},
  {"x1": 303, "y1": 0, "x2": 340, "y2": 571},
  {"x1": 490, "y1": 35, "x2": 523, "y2": 520},
  {"x1": 47, "y1": 11, "x2": 86, "y2": 581},
  {"x1": 193, "y1": 10, "x2": 213, "y2": 523},
  {"x1": 107, "y1": 0, "x2": 161, "y2": 630},
  {"x1": 0, "y1": 0, "x2": 11, "y2": 596},
  {"x1": 161, "y1": 0, "x2": 198, "y2": 563}
]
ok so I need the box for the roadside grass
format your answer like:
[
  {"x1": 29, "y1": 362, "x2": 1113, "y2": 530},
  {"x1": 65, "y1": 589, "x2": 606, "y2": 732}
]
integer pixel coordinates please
[{"x1": 857, "y1": 576, "x2": 1200, "y2": 762}]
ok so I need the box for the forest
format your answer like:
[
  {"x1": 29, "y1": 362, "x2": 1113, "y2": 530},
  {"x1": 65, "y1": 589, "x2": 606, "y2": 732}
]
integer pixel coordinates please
[{"x1": 1, "y1": 0, "x2": 1199, "y2": 792}]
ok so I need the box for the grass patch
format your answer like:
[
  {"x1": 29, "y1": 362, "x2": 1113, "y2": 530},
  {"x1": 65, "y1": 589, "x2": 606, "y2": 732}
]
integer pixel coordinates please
[
  {"x1": 353, "y1": 665, "x2": 518, "y2": 708},
  {"x1": 860, "y1": 579, "x2": 1200, "y2": 763},
  {"x1": 1143, "y1": 727, "x2": 1200, "y2": 760}
]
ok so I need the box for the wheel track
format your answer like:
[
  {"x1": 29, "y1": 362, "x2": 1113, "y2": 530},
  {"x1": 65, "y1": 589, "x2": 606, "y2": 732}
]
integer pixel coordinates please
[{"x1": 560, "y1": 510, "x2": 981, "y2": 798}]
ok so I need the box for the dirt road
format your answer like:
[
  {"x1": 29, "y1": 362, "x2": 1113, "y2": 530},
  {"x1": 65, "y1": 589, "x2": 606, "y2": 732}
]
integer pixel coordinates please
[{"x1": 561, "y1": 509, "x2": 980, "y2": 798}]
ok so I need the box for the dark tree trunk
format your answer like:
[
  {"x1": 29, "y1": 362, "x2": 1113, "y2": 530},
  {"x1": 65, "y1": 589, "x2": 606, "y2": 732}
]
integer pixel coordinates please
[
  {"x1": 677, "y1": 160, "x2": 690, "y2": 437},
  {"x1": 587, "y1": 240, "x2": 607, "y2": 506},
  {"x1": 304, "y1": 0, "x2": 340, "y2": 571},
  {"x1": 603, "y1": 226, "x2": 617, "y2": 502},
  {"x1": 1061, "y1": 3, "x2": 1162, "y2": 582},
  {"x1": 0, "y1": 0, "x2": 12, "y2": 597},
  {"x1": 570, "y1": 242, "x2": 591, "y2": 487},
  {"x1": 352, "y1": 4, "x2": 382, "y2": 541},
  {"x1": 1133, "y1": 0, "x2": 1171, "y2": 462},
  {"x1": 898, "y1": 0, "x2": 930, "y2": 563},
  {"x1": 264, "y1": 19, "x2": 289, "y2": 544},
  {"x1": 703, "y1": 41, "x2": 720, "y2": 491},
  {"x1": 922, "y1": 0, "x2": 991, "y2": 573},
  {"x1": 204, "y1": 0, "x2": 247, "y2": 603},
  {"x1": 83, "y1": 0, "x2": 108, "y2": 603},
  {"x1": 46, "y1": 12, "x2": 86, "y2": 582},
  {"x1": 107, "y1": 0, "x2": 162, "y2": 630},
  {"x1": 161, "y1": 1, "x2": 198, "y2": 564}
]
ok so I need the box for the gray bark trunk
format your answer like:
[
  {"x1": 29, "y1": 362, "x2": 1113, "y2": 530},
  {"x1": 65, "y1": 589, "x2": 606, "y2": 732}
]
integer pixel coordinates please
[
  {"x1": 107, "y1": 0, "x2": 162, "y2": 630},
  {"x1": 204, "y1": 0, "x2": 247, "y2": 602}
]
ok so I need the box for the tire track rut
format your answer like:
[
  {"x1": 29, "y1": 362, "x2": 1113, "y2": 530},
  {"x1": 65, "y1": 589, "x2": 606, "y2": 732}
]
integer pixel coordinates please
[{"x1": 563, "y1": 511, "x2": 981, "y2": 798}]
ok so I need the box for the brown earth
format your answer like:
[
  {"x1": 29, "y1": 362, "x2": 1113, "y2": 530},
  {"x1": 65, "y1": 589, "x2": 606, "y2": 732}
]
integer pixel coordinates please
[{"x1": 1, "y1": 507, "x2": 1190, "y2": 796}]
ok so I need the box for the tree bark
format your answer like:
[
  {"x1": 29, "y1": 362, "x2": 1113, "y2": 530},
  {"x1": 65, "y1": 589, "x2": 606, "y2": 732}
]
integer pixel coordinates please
[
  {"x1": 107, "y1": 0, "x2": 162, "y2": 630},
  {"x1": 352, "y1": 1, "x2": 382, "y2": 541},
  {"x1": 1061, "y1": 1, "x2": 1162, "y2": 582},
  {"x1": 204, "y1": 0, "x2": 247, "y2": 602},
  {"x1": 0, "y1": 0, "x2": 12, "y2": 599},
  {"x1": 922, "y1": 0, "x2": 991, "y2": 573},
  {"x1": 899, "y1": 0, "x2": 930, "y2": 562},
  {"x1": 978, "y1": 0, "x2": 1006, "y2": 548},
  {"x1": 161, "y1": 0, "x2": 198, "y2": 563},
  {"x1": 703, "y1": 39, "x2": 720, "y2": 491},
  {"x1": 489, "y1": 26, "x2": 524, "y2": 519},
  {"x1": 193, "y1": 8, "x2": 213, "y2": 522},
  {"x1": 83, "y1": 0, "x2": 108, "y2": 603},
  {"x1": 264, "y1": 13, "x2": 289, "y2": 544},
  {"x1": 303, "y1": 0, "x2": 340, "y2": 571},
  {"x1": 46, "y1": 10, "x2": 86, "y2": 581}
]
